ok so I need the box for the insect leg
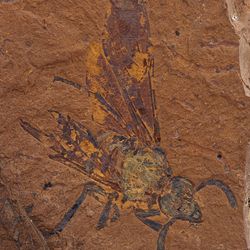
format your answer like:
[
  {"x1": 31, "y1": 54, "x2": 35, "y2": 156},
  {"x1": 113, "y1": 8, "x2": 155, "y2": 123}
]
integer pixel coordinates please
[
  {"x1": 110, "y1": 203, "x2": 120, "y2": 222},
  {"x1": 53, "y1": 76, "x2": 85, "y2": 91},
  {"x1": 135, "y1": 209, "x2": 162, "y2": 232},
  {"x1": 96, "y1": 192, "x2": 119, "y2": 229},
  {"x1": 194, "y1": 179, "x2": 237, "y2": 208},
  {"x1": 47, "y1": 182, "x2": 105, "y2": 237},
  {"x1": 157, "y1": 218, "x2": 176, "y2": 250}
]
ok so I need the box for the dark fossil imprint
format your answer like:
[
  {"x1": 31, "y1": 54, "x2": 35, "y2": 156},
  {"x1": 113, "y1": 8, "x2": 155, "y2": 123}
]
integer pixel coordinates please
[{"x1": 21, "y1": 0, "x2": 237, "y2": 249}]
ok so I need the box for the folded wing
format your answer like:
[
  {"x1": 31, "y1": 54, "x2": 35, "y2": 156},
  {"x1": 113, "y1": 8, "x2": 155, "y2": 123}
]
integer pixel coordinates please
[
  {"x1": 86, "y1": 1, "x2": 160, "y2": 146},
  {"x1": 20, "y1": 111, "x2": 119, "y2": 189}
]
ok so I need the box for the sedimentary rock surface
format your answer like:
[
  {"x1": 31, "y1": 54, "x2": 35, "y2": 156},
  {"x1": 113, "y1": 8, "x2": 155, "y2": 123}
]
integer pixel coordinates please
[{"x1": 0, "y1": 0, "x2": 249, "y2": 249}]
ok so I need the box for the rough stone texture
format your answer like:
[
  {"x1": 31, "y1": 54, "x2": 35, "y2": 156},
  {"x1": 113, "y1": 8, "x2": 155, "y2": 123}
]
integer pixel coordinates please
[
  {"x1": 226, "y1": 0, "x2": 250, "y2": 97},
  {"x1": 0, "y1": 171, "x2": 48, "y2": 250},
  {"x1": 0, "y1": 0, "x2": 249, "y2": 249},
  {"x1": 225, "y1": 1, "x2": 250, "y2": 247}
]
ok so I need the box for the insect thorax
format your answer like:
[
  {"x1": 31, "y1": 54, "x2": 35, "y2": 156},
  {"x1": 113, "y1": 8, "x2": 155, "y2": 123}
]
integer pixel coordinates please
[
  {"x1": 97, "y1": 133, "x2": 171, "y2": 201},
  {"x1": 121, "y1": 146, "x2": 170, "y2": 201}
]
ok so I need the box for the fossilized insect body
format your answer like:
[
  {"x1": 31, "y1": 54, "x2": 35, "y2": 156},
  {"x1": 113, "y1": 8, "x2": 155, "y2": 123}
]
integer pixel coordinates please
[{"x1": 21, "y1": 1, "x2": 237, "y2": 249}]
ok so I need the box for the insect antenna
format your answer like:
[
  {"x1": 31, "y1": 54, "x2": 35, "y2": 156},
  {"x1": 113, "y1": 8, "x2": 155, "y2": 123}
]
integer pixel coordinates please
[{"x1": 195, "y1": 179, "x2": 237, "y2": 208}]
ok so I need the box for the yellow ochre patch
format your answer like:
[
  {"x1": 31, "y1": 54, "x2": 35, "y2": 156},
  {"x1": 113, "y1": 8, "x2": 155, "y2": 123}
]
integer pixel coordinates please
[
  {"x1": 91, "y1": 99, "x2": 107, "y2": 124},
  {"x1": 86, "y1": 42, "x2": 103, "y2": 75},
  {"x1": 79, "y1": 139, "x2": 98, "y2": 157},
  {"x1": 127, "y1": 52, "x2": 149, "y2": 81}
]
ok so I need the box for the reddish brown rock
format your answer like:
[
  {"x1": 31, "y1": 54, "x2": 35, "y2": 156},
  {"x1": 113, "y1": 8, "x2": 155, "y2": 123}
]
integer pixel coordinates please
[{"x1": 0, "y1": 0, "x2": 248, "y2": 249}]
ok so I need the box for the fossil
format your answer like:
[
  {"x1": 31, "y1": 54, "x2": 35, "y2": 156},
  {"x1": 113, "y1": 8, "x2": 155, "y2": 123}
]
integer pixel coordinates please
[{"x1": 20, "y1": 1, "x2": 237, "y2": 249}]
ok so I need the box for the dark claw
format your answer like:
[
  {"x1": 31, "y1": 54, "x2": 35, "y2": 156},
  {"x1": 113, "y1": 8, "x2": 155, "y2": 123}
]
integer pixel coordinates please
[{"x1": 195, "y1": 179, "x2": 237, "y2": 208}]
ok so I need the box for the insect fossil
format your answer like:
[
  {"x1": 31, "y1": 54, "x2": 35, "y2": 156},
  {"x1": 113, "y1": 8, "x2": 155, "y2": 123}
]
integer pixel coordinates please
[{"x1": 21, "y1": 0, "x2": 237, "y2": 249}]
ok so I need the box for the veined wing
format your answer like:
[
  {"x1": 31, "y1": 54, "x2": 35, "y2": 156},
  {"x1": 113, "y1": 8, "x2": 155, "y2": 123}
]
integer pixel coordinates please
[
  {"x1": 20, "y1": 111, "x2": 120, "y2": 190},
  {"x1": 86, "y1": 1, "x2": 160, "y2": 146}
]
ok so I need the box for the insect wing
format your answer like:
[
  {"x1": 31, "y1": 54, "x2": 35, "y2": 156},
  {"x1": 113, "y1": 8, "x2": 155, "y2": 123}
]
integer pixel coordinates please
[
  {"x1": 86, "y1": 1, "x2": 160, "y2": 145},
  {"x1": 20, "y1": 111, "x2": 109, "y2": 183}
]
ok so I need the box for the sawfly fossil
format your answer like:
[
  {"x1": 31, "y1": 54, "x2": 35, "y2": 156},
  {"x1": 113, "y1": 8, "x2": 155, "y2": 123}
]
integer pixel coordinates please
[{"x1": 21, "y1": 0, "x2": 237, "y2": 249}]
